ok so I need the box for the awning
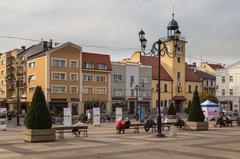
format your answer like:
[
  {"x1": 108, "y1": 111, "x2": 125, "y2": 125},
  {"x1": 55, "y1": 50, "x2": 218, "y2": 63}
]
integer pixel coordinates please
[{"x1": 172, "y1": 96, "x2": 187, "y2": 101}]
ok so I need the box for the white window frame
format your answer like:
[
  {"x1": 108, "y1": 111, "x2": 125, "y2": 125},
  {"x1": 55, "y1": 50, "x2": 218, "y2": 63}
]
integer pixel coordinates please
[
  {"x1": 83, "y1": 74, "x2": 93, "y2": 81},
  {"x1": 83, "y1": 86, "x2": 94, "y2": 94},
  {"x1": 28, "y1": 61, "x2": 36, "y2": 68},
  {"x1": 28, "y1": 86, "x2": 36, "y2": 93},
  {"x1": 85, "y1": 62, "x2": 94, "y2": 69},
  {"x1": 52, "y1": 58, "x2": 67, "y2": 67},
  {"x1": 98, "y1": 64, "x2": 107, "y2": 70},
  {"x1": 70, "y1": 73, "x2": 78, "y2": 81},
  {"x1": 70, "y1": 85, "x2": 78, "y2": 93},
  {"x1": 52, "y1": 85, "x2": 67, "y2": 93},
  {"x1": 70, "y1": 60, "x2": 78, "y2": 68},
  {"x1": 0, "y1": 69, "x2": 4, "y2": 75},
  {"x1": 95, "y1": 87, "x2": 107, "y2": 95},
  {"x1": 51, "y1": 72, "x2": 67, "y2": 80},
  {"x1": 96, "y1": 75, "x2": 106, "y2": 83}
]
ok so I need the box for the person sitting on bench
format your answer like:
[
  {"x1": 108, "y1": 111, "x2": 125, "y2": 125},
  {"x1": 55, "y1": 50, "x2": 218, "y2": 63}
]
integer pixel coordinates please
[
  {"x1": 144, "y1": 116, "x2": 156, "y2": 132},
  {"x1": 215, "y1": 116, "x2": 225, "y2": 127},
  {"x1": 123, "y1": 117, "x2": 131, "y2": 133},
  {"x1": 116, "y1": 118, "x2": 125, "y2": 134},
  {"x1": 72, "y1": 120, "x2": 86, "y2": 137},
  {"x1": 225, "y1": 116, "x2": 232, "y2": 127},
  {"x1": 174, "y1": 117, "x2": 185, "y2": 129}
]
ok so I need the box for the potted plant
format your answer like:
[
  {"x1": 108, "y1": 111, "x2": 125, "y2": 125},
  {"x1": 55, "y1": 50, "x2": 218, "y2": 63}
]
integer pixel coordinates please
[
  {"x1": 185, "y1": 90, "x2": 208, "y2": 131},
  {"x1": 167, "y1": 103, "x2": 177, "y2": 119},
  {"x1": 23, "y1": 86, "x2": 55, "y2": 142}
]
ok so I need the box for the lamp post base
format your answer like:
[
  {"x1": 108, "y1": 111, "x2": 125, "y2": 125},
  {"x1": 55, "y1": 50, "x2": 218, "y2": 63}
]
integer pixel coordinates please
[
  {"x1": 155, "y1": 132, "x2": 165, "y2": 138},
  {"x1": 15, "y1": 123, "x2": 21, "y2": 126}
]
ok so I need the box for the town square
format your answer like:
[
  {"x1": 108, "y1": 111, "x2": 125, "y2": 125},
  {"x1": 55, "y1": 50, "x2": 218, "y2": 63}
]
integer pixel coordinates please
[{"x1": 0, "y1": 0, "x2": 240, "y2": 159}]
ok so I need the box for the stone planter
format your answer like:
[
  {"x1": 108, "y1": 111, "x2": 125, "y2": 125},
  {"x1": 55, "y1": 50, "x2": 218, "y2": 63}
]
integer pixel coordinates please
[
  {"x1": 185, "y1": 121, "x2": 208, "y2": 131},
  {"x1": 23, "y1": 128, "x2": 55, "y2": 142}
]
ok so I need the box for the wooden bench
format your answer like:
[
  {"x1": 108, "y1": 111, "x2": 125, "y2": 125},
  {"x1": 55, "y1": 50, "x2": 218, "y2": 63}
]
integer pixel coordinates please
[{"x1": 53, "y1": 125, "x2": 88, "y2": 139}]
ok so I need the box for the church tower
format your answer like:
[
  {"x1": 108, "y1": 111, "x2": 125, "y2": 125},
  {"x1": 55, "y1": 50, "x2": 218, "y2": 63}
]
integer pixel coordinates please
[{"x1": 160, "y1": 13, "x2": 188, "y2": 111}]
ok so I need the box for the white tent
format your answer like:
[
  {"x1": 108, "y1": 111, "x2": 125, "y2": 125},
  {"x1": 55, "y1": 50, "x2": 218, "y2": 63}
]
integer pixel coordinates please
[{"x1": 201, "y1": 100, "x2": 220, "y2": 121}]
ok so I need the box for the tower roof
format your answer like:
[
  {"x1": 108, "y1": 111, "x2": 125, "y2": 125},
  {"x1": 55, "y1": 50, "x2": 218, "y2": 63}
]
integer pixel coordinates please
[{"x1": 167, "y1": 13, "x2": 179, "y2": 30}]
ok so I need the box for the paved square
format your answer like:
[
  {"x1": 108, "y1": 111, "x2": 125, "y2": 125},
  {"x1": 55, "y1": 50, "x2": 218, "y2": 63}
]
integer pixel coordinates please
[{"x1": 0, "y1": 123, "x2": 240, "y2": 159}]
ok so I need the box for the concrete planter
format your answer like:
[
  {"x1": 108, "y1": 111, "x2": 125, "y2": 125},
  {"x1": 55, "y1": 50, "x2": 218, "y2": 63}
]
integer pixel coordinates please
[
  {"x1": 23, "y1": 128, "x2": 55, "y2": 142},
  {"x1": 185, "y1": 121, "x2": 209, "y2": 131}
]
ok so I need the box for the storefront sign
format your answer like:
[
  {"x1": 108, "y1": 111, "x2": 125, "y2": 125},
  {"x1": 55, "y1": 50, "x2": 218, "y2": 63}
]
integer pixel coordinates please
[
  {"x1": 116, "y1": 107, "x2": 122, "y2": 121},
  {"x1": 93, "y1": 107, "x2": 101, "y2": 126},
  {"x1": 139, "y1": 106, "x2": 145, "y2": 123},
  {"x1": 0, "y1": 108, "x2": 7, "y2": 130},
  {"x1": 63, "y1": 108, "x2": 72, "y2": 126}
]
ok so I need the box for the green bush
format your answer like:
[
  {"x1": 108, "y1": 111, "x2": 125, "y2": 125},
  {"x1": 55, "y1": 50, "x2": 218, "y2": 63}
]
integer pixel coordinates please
[
  {"x1": 168, "y1": 102, "x2": 176, "y2": 115},
  {"x1": 24, "y1": 86, "x2": 52, "y2": 129},
  {"x1": 188, "y1": 90, "x2": 205, "y2": 122}
]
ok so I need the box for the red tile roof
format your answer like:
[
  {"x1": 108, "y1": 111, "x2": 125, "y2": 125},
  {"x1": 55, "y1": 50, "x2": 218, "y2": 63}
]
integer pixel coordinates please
[
  {"x1": 140, "y1": 56, "x2": 173, "y2": 81},
  {"x1": 82, "y1": 52, "x2": 112, "y2": 71},
  {"x1": 185, "y1": 64, "x2": 202, "y2": 82},
  {"x1": 208, "y1": 63, "x2": 224, "y2": 70}
]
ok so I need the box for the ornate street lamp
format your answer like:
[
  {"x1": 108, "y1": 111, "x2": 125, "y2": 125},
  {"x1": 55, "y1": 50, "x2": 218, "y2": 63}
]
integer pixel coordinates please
[{"x1": 138, "y1": 22, "x2": 181, "y2": 137}]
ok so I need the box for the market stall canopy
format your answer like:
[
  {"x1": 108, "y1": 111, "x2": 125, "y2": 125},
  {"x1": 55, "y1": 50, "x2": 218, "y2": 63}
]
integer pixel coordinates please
[{"x1": 201, "y1": 100, "x2": 219, "y2": 107}]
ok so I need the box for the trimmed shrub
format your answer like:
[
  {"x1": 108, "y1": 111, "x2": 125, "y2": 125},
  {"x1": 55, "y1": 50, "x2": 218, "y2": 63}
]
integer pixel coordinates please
[
  {"x1": 188, "y1": 90, "x2": 205, "y2": 122},
  {"x1": 24, "y1": 86, "x2": 52, "y2": 129},
  {"x1": 168, "y1": 102, "x2": 176, "y2": 115}
]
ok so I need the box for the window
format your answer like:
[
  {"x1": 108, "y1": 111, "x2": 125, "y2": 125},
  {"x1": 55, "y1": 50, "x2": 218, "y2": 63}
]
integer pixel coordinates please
[
  {"x1": 70, "y1": 60, "x2": 78, "y2": 68},
  {"x1": 28, "y1": 87, "x2": 36, "y2": 93},
  {"x1": 83, "y1": 87, "x2": 94, "y2": 94},
  {"x1": 114, "y1": 89, "x2": 123, "y2": 96},
  {"x1": 164, "y1": 84, "x2": 168, "y2": 92},
  {"x1": 164, "y1": 100, "x2": 167, "y2": 107},
  {"x1": 96, "y1": 75, "x2": 106, "y2": 82},
  {"x1": 52, "y1": 59, "x2": 66, "y2": 67},
  {"x1": 177, "y1": 72, "x2": 180, "y2": 80},
  {"x1": 177, "y1": 57, "x2": 180, "y2": 63},
  {"x1": 1, "y1": 60, "x2": 4, "y2": 65},
  {"x1": 230, "y1": 89, "x2": 233, "y2": 96},
  {"x1": 230, "y1": 76, "x2": 233, "y2": 82},
  {"x1": 70, "y1": 86, "x2": 78, "y2": 93},
  {"x1": 1, "y1": 70, "x2": 4, "y2": 75},
  {"x1": 211, "y1": 80, "x2": 213, "y2": 87},
  {"x1": 28, "y1": 74, "x2": 36, "y2": 81},
  {"x1": 156, "y1": 84, "x2": 159, "y2": 92},
  {"x1": 188, "y1": 85, "x2": 192, "y2": 93},
  {"x1": 72, "y1": 103, "x2": 78, "y2": 115},
  {"x1": 206, "y1": 80, "x2": 209, "y2": 87},
  {"x1": 98, "y1": 64, "x2": 107, "y2": 70},
  {"x1": 85, "y1": 62, "x2": 94, "y2": 69},
  {"x1": 195, "y1": 85, "x2": 198, "y2": 91},
  {"x1": 113, "y1": 75, "x2": 122, "y2": 83},
  {"x1": 222, "y1": 89, "x2": 225, "y2": 96},
  {"x1": 83, "y1": 75, "x2": 93, "y2": 81},
  {"x1": 52, "y1": 86, "x2": 66, "y2": 93},
  {"x1": 28, "y1": 61, "x2": 36, "y2": 68},
  {"x1": 96, "y1": 88, "x2": 106, "y2": 94},
  {"x1": 70, "y1": 73, "x2": 78, "y2": 81},
  {"x1": 222, "y1": 76, "x2": 225, "y2": 83},
  {"x1": 1, "y1": 80, "x2": 4, "y2": 85},
  {"x1": 52, "y1": 72, "x2": 66, "y2": 80},
  {"x1": 130, "y1": 76, "x2": 134, "y2": 83}
]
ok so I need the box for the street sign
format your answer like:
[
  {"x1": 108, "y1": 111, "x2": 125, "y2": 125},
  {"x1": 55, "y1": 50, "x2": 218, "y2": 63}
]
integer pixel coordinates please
[
  {"x1": 63, "y1": 108, "x2": 72, "y2": 126},
  {"x1": 139, "y1": 106, "x2": 145, "y2": 123},
  {"x1": 93, "y1": 107, "x2": 101, "y2": 126}
]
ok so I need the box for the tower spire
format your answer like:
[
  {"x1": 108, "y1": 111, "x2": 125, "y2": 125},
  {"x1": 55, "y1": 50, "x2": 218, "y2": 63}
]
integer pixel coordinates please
[{"x1": 172, "y1": 5, "x2": 175, "y2": 19}]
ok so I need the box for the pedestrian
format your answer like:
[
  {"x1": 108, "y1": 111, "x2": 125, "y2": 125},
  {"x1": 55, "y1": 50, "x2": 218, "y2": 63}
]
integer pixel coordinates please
[
  {"x1": 87, "y1": 111, "x2": 92, "y2": 124},
  {"x1": 72, "y1": 120, "x2": 86, "y2": 137},
  {"x1": 115, "y1": 118, "x2": 125, "y2": 134}
]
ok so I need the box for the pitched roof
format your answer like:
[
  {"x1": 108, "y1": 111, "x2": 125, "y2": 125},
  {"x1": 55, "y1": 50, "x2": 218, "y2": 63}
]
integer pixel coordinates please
[
  {"x1": 185, "y1": 64, "x2": 202, "y2": 82},
  {"x1": 208, "y1": 63, "x2": 224, "y2": 70},
  {"x1": 140, "y1": 56, "x2": 173, "y2": 81},
  {"x1": 195, "y1": 70, "x2": 216, "y2": 80},
  {"x1": 82, "y1": 52, "x2": 112, "y2": 71}
]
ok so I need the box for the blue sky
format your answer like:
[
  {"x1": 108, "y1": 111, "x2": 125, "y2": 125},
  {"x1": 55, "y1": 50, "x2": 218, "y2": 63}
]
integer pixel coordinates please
[{"x1": 0, "y1": 0, "x2": 239, "y2": 65}]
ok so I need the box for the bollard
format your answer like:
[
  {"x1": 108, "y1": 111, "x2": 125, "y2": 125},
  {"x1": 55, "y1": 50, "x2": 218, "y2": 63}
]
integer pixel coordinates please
[{"x1": 171, "y1": 125, "x2": 177, "y2": 137}]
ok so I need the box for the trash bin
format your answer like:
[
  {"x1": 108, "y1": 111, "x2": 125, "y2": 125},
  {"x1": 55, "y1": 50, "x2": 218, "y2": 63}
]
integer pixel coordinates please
[{"x1": 170, "y1": 125, "x2": 177, "y2": 137}]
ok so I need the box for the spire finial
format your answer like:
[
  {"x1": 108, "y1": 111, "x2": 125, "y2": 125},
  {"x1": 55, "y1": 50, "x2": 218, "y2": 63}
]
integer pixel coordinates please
[{"x1": 172, "y1": 5, "x2": 175, "y2": 19}]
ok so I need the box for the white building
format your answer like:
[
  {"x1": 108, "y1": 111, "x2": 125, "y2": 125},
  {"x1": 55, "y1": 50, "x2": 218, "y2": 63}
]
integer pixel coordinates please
[{"x1": 216, "y1": 61, "x2": 240, "y2": 111}]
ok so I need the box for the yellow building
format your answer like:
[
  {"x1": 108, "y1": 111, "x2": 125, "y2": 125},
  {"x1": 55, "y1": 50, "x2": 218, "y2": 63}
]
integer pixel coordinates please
[{"x1": 125, "y1": 14, "x2": 202, "y2": 112}]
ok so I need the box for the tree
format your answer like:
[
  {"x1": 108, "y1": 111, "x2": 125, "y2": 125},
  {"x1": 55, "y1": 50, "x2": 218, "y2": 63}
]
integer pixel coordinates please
[
  {"x1": 24, "y1": 86, "x2": 52, "y2": 129},
  {"x1": 186, "y1": 101, "x2": 191, "y2": 114},
  {"x1": 199, "y1": 92, "x2": 218, "y2": 104},
  {"x1": 168, "y1": 102, "x2": 176, "y2": 115},
  {"x1": 188, "y1": 90, "x2": 205, "y2": 122}
]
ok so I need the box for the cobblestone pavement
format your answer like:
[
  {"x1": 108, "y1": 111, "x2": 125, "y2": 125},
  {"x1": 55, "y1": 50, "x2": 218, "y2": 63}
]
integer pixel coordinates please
[{"x1": 0, "y1": 123, "x2": 240, "y2": 159}]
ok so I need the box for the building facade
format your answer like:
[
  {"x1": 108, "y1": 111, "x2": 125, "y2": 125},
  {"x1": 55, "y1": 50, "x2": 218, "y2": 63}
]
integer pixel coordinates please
[
  {"x1": 216, "y1": 61, "x2": 240, "y2": 111},
  {"x1": 198, "y1": 62, "x2": 224, "y2": 75},
  {"x1": 111, "y1": 61, "x2": 152, "y2": 114}
]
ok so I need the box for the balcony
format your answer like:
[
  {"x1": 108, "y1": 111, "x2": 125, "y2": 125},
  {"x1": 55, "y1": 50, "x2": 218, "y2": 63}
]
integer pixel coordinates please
[
  {"x1": 16, "y1": 60, "x2": 26, "y2": 67},
  {"x1": 7, "y1": 84, "x2": 15, "y2": 90},
  {"x1": 17, "y1": 72, "x2": 26, "y2": 77}
]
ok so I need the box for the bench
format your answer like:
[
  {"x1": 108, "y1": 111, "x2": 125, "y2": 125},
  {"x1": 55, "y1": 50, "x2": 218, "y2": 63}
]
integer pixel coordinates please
[
  {"x1": 53, "y1": 125, "x2": 88, "y2": 139},
  {"x1": 127, "y1": 122, "x2": 174, "y2": 134}
]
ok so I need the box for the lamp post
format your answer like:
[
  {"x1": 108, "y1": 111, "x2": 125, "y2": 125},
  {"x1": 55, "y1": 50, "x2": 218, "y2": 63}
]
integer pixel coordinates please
[
  {"x1": 138, "y1": 28, "x2": 181, "y2": 137},
  {"x1": 16, "y1": 80, "x2": 21, "y2": 126},
  {"x1": 130, "y1": 83, "x2": 139, "y2": 115}
]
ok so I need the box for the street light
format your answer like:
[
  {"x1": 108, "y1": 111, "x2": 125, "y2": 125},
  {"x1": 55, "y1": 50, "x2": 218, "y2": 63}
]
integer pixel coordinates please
[
  {"x1": 16, "y1": 80, "x2": 21, "y2": 126},
  {"x1": 138, "y1": 27, "x2": 181, "y2": 137}
]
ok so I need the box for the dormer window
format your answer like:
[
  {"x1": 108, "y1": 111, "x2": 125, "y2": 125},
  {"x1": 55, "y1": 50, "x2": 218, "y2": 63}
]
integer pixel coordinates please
[
  {"x1": 85, "y1": 62, "x2": 94, "y2": 69},
  {"x1": 98, "y1": 64, "x2": 107, "y2": 70}
]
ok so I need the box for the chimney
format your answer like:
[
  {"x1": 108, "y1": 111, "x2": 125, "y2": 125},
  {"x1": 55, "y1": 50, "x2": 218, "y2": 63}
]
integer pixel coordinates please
[
  {"x1": 48, "y1": 39, "x2": 53, "y2": 49},
  {"x1": 192, "y1": 62, "x2": 196, "y2": 67},
  {"x1": 43, "y1": 41, "x2": 48, "y2": 49},
  {"x1": 21, "y1": 46, "x2": 26, "y2": 50}
]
